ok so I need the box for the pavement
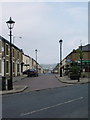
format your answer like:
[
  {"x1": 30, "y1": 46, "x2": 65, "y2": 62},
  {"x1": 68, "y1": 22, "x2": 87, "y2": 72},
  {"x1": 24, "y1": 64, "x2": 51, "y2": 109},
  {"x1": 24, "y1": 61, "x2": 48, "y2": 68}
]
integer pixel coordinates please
[
  {"x1": 0, "y1": 75, "x2": 28, "y2": 95},
  {"x1": 13, "y1": 75, "x2": 27, "y2": 82},
  {"x1": 0, "y1": 85, "x2": 28, "y2": 95},
  {"x1": 55, "y1": 74, "x2": 90, "y2": 84},
  {"x1": 0, "y1": 74, "x2": 90, "y2": 95}
]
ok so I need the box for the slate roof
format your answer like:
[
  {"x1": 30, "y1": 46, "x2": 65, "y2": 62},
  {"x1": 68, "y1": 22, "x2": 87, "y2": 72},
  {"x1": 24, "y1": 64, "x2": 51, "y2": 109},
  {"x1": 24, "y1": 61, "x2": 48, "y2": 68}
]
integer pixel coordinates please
[
  {"x1": 0, "y1": 35, "x2": 23, "y2": 52},
  {"x1": 78, "y1": 44, "x2": 90, "y2": 51}
]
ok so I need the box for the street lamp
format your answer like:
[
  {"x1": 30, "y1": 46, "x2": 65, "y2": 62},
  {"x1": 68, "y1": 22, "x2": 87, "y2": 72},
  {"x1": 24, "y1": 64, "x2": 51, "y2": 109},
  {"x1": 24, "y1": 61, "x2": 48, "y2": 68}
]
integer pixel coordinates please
[
  {"x1": 6, "y1": 17, "x2": 15, "y2": 90},
  {"x1": 59, "y1": 39, "x2": 63, "y2": 77},
  {"x1": 13, "y1": 36, "x2": 22, "y2": 44},
  {"x1": 35, "y1": 49, "x2": 38, "y2": 72},
  {"x1": 80, "y1": 44, "x2": 83, "y2": 72}
]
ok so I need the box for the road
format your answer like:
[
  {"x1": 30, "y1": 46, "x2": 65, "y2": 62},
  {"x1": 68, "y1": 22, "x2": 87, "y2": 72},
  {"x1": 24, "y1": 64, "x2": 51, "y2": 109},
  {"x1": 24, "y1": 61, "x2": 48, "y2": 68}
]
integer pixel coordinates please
[
  {"x1": 14, "y1": 74, "x2": 71, "y2": 92},
  {"x1": 2, "y1": 74, "x2": 89, "y2": 118}
]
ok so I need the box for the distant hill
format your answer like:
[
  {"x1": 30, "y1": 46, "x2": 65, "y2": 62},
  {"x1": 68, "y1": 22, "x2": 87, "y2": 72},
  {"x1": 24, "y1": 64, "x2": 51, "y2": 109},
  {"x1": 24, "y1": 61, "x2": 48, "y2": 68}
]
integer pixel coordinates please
[{"x1": 40, "y1": 64, "x2": 57, "y2": 70}]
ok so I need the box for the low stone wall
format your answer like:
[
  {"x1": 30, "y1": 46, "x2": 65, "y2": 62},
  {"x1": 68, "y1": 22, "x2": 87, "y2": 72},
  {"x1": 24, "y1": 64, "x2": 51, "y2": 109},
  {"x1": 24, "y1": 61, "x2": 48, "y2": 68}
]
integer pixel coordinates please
[
  {"x1": 81, "y1": 72, "x2": 90, "y2": 78},
  {"x1": 85, "y1": 72, "x2": 90, "y2": 78}
]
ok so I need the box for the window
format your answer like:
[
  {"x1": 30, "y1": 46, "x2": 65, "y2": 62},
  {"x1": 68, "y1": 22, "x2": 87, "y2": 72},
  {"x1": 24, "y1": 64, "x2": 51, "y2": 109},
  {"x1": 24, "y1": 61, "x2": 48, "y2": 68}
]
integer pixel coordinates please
[
  {"x1": 17, "y1": 51, "x2": 19, "y2": 59},
  {"x1": 6, "y1": 44, "x2": 8, "y2": 55},
  {"x1": 17, "y1": 64, "x2": 19, "y2": 72},
  {"x1": 6, "y1": 61, "x2": 9, "y2": 73},
  {"x1": 13, "y1": 62, "x2": 15, "y2": 72},
  {"x1": 13, "y1": 48, "x2": 14, "y2": 57}
]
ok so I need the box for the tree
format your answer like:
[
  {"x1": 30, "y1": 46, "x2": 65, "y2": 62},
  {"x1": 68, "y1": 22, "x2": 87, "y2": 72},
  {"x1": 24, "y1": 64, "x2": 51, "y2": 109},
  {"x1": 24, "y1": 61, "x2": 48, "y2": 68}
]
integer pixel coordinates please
[
  {"x1": 76, "y1": 48, "x2": 84, "y2": 72},
  {"x1": 69, "y1": 62, "x2": 81, "y2": 80}
]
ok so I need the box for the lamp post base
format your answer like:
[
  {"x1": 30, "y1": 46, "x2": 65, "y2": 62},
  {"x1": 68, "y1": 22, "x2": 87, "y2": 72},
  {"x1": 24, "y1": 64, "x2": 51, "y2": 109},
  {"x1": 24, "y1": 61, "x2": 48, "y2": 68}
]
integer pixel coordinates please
[
  {"x1": 60, "y1": 69, "x2": 62, "y2": 77},
  {"x1": 7, "y1": 79, "x2": 13, "y2": 90},
  {"x1": 60, "y1": 74, "x2": 62, "y2": 77}
]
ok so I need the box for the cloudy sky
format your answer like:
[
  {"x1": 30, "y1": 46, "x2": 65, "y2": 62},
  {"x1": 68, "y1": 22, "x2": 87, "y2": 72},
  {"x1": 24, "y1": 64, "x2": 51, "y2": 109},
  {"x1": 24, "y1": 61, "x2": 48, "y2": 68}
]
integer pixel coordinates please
[{"x1": 0, "y1": 1, "x2": 88, "y2": 64}]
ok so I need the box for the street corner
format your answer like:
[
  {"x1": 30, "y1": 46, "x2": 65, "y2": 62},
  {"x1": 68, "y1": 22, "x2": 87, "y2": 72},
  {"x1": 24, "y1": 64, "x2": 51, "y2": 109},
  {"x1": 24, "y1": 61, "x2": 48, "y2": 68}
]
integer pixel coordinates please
[
  {"x1": 55, "y1": 75, "x2": 71, "y2": 83},
  {"x1": 1, "y1": 85, "x2": 28, "y2": 95},
  {"x1": 13, "y1": 75, "x2": 27, "y2": 82},
  {"x1": 55, "y1": 74, "x2": 90, "y2": 84},
  {"x1": 54, "y1": 75, "x2": 74, "y2": 86}
]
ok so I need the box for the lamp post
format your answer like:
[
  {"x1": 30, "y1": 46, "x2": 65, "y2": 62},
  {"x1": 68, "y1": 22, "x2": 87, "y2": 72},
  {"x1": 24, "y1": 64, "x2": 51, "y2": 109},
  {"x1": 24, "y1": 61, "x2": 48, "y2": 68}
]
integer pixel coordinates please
[
  {"x1": 59, "y1": 39, "x2": 63, "y2": 77},
  {"x1": 80, "y1": 44, "x2": 83, "y2": 72},
  {"x1": 13, "y1": 36, "x2": 22, "y2": 44},
  {"x1": 35, "y1": 49, "x2": 38, "y2": 72},
  {"x1": 6, "y1": 17, "x2": 15, "y2": 90}
]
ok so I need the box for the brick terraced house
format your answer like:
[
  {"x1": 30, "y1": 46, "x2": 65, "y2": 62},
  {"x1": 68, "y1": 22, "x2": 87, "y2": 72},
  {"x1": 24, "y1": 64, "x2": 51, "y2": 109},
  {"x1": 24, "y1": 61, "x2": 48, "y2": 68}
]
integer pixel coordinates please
[{"x1": 53, "y1": 44, "x2": 90, "y2": 77}]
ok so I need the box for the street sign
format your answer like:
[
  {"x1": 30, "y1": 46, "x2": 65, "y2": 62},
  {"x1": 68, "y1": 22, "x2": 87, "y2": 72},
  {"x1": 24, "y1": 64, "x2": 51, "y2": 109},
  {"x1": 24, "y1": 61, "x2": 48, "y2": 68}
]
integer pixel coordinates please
[{"x1": 67, "y1": 59, "x2": 71, "y2": 62}]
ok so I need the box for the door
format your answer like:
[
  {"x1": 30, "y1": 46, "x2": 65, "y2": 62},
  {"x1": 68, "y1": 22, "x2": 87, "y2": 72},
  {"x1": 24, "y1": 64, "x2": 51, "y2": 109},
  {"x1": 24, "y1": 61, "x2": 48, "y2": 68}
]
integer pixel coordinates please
[{"x1": 2, "y1": 60, "x2": 4, "y2": 76}]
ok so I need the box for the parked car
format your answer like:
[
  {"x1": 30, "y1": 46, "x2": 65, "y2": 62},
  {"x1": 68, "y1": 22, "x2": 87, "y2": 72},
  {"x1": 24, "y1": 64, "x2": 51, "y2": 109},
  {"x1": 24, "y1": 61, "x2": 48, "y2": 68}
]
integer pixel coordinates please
[
  {"x1": 23, "y1": 69, "x2": 31, "y2": 75},
  {"x1": 27, "y1": 69, "x2": 38, "y2": 77}
]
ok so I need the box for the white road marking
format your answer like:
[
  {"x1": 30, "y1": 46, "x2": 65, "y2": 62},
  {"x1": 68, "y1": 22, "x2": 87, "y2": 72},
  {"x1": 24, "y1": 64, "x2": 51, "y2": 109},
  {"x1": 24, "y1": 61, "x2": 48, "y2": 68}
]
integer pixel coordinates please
[{"x1": 20, "y1": 97, "x2": 83, "y2": 116}]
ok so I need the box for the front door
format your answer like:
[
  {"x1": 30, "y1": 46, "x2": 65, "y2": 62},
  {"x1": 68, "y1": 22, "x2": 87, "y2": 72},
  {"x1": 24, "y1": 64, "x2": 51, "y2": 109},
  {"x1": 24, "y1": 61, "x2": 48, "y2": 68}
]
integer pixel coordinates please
[{"x1": 2, "y1": 60, "x2": 4, "y2": 76}]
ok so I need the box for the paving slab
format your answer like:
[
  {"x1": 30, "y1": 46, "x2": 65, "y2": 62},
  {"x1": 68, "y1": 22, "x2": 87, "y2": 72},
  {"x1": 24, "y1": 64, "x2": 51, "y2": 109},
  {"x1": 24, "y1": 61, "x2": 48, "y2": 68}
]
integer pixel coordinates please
[
  {"x1": 0, "y1": 85, "x2": 28, "y2": 95},
  {"x1": 13, "y1": 75, "x2": 27, "y2": 82},
  {"x1": 0, "y1": 75, "x2": 28, "y2": 95},
  {"x1": 55, "y1": 75, "x2": 90, "y2": 84}
]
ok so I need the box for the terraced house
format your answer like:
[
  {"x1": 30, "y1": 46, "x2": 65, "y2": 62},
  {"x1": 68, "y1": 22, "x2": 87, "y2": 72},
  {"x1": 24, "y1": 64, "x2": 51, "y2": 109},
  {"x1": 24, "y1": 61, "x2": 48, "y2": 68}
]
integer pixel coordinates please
[
  {"x1": 38, "y1": 64, "x2": 44, "y2": 74},
  {"x1": 0, "y1": 36, "x2": 23, "y2": 78},
  {"x1": 23, "y1": 54, "x2": 32, "y2": 72},
  {"x1": 53, "y1": 44, "x2": 90, "y2": 77},
  {"x1": 64, "y1": 44, "x2": 90, "y2": 76}
]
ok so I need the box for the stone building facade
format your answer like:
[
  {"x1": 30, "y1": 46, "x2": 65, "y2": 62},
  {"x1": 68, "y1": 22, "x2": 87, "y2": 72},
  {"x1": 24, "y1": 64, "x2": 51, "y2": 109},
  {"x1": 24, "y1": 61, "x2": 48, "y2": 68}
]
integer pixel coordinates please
[
  {"x1": 53, "y1": 44, "x2": 90, "y2": 77},
  {"x1": 0, "y1": 36, "x2": 44, "y2": 78},
  {"x1": 0, "y1": 36, "x2": 23, "y2": 78},
  {"x1": 23, "y1": 54, "x2": 31, "y2": 72}
]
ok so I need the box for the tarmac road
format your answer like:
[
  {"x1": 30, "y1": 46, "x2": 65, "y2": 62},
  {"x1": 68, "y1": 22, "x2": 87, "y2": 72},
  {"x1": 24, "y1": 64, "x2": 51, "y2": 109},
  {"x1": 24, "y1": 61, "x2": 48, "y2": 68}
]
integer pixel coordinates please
[
  {"x1": 2, "y1": 82, "x2": 89, "y2": 118},
  {"x1": 14, "y1": 74, "x2": 71, "y2": 92}
]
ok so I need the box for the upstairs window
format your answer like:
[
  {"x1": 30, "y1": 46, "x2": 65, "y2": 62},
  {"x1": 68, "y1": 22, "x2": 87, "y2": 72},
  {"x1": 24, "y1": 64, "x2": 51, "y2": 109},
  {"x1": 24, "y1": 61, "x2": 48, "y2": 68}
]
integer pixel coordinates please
[
  {"x1": 17, "y1": 51, "x2": 19, "y2": 59},
  {"x1": 13, "y1": 48, "x2": 14, "y2": 57},
  {"x1": 6, "y1": 44, "x2": 8, "y2": 55}
]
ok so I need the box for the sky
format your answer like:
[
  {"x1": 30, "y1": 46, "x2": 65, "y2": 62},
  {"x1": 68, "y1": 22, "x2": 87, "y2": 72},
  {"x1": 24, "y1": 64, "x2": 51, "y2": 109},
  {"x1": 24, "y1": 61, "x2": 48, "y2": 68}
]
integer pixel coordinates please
[{"x1": 0, "y1": 1, "x2": 88, "y2": 64}]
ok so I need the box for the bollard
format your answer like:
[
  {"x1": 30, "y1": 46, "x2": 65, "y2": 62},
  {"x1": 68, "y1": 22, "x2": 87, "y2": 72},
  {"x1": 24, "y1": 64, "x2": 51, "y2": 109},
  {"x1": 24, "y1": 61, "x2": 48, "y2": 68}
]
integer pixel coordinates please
[
  {"x1": 2, "y1": 76, "x2": 6, "y2": 90},
  {"x1": 78, "y1": 76, "x2": 80, "y2": 82},
  {"x1": 78, "y1": 72, "x2": 80, "y2": 82}
]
